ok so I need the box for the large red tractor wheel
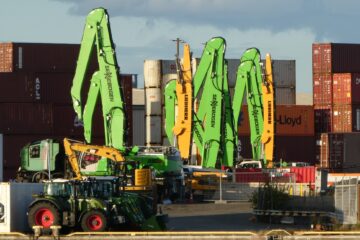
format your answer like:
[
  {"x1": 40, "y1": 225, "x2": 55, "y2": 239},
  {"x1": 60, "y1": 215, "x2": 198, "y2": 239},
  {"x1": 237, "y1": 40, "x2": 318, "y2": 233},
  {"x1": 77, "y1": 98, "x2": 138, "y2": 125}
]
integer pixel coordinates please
[
  {"x1": 28, "y1": 202, "x2": 60, "y2": 234},
  {"x1": 81, "y1": 210, "x2": 108, "y2": 232}
]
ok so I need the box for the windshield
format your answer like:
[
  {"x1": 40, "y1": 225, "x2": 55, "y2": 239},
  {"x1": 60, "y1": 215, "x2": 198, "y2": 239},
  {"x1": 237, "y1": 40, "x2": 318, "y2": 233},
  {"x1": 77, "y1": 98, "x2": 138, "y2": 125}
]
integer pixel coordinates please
[
  {"x1": 90, "y1": 181, "x2": 114, "y2": 198},
  {"x1": 44, "y1": 182, "x2": 71, "y2": 197}
]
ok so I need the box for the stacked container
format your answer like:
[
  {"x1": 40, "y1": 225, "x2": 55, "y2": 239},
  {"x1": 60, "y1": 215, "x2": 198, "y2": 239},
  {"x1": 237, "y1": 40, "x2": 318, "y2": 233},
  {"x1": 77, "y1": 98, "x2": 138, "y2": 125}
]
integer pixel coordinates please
[
  {"x1": 313, "y1": 43, "x2": 360, "y2": 171},
  {"x1": 0, "y1": 42, "x2": 134, "y2": 180},
  {"x1": 238, "y1": 105, "x2": 315, "y2": 164}
]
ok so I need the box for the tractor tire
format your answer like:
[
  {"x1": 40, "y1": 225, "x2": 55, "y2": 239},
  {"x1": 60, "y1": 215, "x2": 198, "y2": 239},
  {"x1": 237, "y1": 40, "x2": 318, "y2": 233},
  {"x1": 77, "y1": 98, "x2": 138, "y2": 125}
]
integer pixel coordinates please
[
  {"x1": 28, "y1": 202, "x2": 61, "y2": 234},
  {"x1": 81, "y1": 210, "x2": 108, "y2": 232}
]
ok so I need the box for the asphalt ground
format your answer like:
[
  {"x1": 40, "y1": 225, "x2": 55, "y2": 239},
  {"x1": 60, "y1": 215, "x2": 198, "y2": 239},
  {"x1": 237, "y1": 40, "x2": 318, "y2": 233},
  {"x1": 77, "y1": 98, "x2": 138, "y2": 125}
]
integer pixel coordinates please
[{"x1": 161, "y1": 202, "x2": 312, "y2": 231}]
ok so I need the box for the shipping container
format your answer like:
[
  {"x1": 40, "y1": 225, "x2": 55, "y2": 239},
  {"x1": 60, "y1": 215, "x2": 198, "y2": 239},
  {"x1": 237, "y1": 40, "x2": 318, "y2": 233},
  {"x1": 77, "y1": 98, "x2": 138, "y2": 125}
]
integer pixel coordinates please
[
  {"x1": 290, "y1": 166, "x2": 316, "y2": 183},
  {"x1": 145, "y1": 88, "x2": 162, "y2": 116},
  {"x1": 145, "y1": 115, "x2": 162, "y2": 145},
  {"x1": 238, "y1": 105, "x2": 314, "y2": 136},
  {"x1": 0, "y1": 182, "x2": 44, "y2": 232},
  {"x1": 0, "y1": 103, "x2": 53, "y2": 134},
  {"x1": 0, "y1": 134, "x2": 2, "y2": 182},
  {"x1": 320, "y1": 133, "x2": 329, "y2": 168},
  {"x1": 333, "y1": 73, "x2": 360, "y2": 104},
  {"x1": 313, "y1": 43, "x2": 360, "y2": 73},
  {"x1": 0, "y1": 42, "x2": 97, "y2": 73},
  {"x1": 313, "y1": 73, "x2": 332, "y2": 105},
  {"x1": 144, "y1": 60, "x2": 161, "y2": 88},
  {"x1": 332, "y1": 104, "x2": 360, "y2": 132},
  {"x1": 314, "y1": 105, "x2": 333, "y2": 133},
  {"x1": 238, "y1": 135, "x2": 316, "y2": 164},
  {"x1": 320, "y1": 132, "x2": 360, "y2": 172},
  {"x1": 226, "y1": 59, "x2": 296, "y2": 88},
  {"x1": 315, "y1": 133, "x2": 322, "y2": 165},
  {"x1": 133, "y1": 107, "x2": 145, "y2": 146},
  {"x1": 275, "y1": 87, "x2": 296, "y2": 105}
]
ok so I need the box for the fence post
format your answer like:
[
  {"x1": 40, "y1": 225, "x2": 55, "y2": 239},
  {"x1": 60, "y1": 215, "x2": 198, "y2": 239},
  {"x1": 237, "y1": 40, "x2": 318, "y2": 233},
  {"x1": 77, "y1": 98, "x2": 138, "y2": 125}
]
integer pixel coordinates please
[{"x1": 219, "y1": 174, "x2": 222, "y2": 201}]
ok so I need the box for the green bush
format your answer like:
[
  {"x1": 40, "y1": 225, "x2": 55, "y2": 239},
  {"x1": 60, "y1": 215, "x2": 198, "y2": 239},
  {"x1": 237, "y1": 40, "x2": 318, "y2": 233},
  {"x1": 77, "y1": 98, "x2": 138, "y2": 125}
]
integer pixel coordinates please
[{"x1": 251, "y1": 183, "x2": 289, "y2": 210}]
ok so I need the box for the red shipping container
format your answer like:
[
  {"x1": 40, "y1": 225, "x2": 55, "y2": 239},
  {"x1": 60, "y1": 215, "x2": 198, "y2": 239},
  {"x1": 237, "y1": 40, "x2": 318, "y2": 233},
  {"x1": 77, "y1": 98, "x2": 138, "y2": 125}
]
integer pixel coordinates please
[
  {"x1": 333, "y1": 73, "x2": 360, "y2": 104},
  {"x1": 0, "y1": 103, "x2": 53, "y2": 134},
  {"x1": 312, "y1": 43, "x2": 332, "y2": 73},
  {"x1": 332, "y1": 104, "x2": 360, "y2": 132},
  {"x1": 0, "y1": 42, "x2": 98, "y2": 73},
  {"x1": 313, "y1": 43, "x2": 360, "y2": 73},
  {"x1": 290, "y1": 166, "x2": 316, "y2": 183},
  {"x1": 238, "y1": 105, "x2": 314, "y2": 136},
  {"x1": 320, "y1": 133, "x2": 329, "y2": 168},
  {"x1": 314, "y1": 105, "x2": 333, "y2": 133},
  {"x1": 313, "y1": 73, "x2": 332, "y2": 105}
]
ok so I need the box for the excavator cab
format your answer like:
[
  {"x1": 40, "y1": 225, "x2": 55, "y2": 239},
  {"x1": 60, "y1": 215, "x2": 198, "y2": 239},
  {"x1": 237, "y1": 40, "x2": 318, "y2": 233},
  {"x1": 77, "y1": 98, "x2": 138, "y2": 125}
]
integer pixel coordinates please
[{"x1": 16, "y1": 139, "x2": 65, "y2": 182}]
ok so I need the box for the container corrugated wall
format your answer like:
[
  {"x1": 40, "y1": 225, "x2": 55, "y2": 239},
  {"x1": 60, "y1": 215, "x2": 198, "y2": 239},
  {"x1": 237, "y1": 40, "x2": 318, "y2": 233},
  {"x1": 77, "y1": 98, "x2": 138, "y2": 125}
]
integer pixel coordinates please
[
  {"x1": 238, "y1": 105, "x2": 314, "y2": 136},
  {"x1": 332, "y1": 104, "x2": 360, "y2": 132},
  {"x1": 144, "y1": 60, "x2": 162, "y2": 146},
  {"x1": 132, "y1": 106, "x2": 145, "y2": 146},
  {"x1": 320, "y1": 132, "x2": 360, "y2": 172},
  {"x1": 313, "y1": 73, "x2": 332, "y2": 105},
  {"x1": 314, "y1": 105, "x2": 333, "y2": 133},
  {"x1": 313, "y1": 43, "x2": 360, "y2": 74},
  {"x1": 0, "y1": 134, "x2": 3, "y2": 182},
  {"x1": 238, "y1": 135, "x2": 316, "y2": 164},
  {"x1": 333, "y1": 73, "x2": 360, "y2": 104},
  {"x1": 0, "y1": 42, "x2": 98, "y2": 73}
]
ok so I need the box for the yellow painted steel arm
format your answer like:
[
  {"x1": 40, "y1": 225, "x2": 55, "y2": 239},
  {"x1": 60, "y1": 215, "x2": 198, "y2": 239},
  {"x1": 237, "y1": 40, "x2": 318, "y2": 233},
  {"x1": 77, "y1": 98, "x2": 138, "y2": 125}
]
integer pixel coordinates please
[
  {"x1": 172, "y1": 44, "x2": 192, "y2": 160},
  {"x1": 63, "y1": 138, "x2": 125, "y2": 180},
  {"x1": 261, "y1": 54, "x2": 275, "y2": 167}
]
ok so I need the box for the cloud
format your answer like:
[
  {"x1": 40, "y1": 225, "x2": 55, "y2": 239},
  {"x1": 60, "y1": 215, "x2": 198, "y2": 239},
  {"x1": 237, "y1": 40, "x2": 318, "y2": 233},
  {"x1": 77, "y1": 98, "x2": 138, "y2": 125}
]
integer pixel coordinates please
[{"x1": 54, "y1": 0, "x2": 360, "y2": 42}]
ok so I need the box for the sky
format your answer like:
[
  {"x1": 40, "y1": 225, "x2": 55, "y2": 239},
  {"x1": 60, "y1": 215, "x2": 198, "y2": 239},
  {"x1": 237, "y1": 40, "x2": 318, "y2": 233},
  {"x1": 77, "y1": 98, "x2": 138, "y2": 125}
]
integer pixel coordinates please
[{"x1": 1, "y1": 0, "x2": 360, "y2": 93}]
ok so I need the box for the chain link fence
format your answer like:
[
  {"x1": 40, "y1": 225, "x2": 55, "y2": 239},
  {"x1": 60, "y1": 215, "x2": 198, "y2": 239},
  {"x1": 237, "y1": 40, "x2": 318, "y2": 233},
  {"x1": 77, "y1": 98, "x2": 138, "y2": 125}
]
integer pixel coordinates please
[
  {"x1": 334, "y1": 177, "x2": 359, "y2": 224},
  {"x1": 191, "y1": 171, "x2": 311, "y2": 202}
]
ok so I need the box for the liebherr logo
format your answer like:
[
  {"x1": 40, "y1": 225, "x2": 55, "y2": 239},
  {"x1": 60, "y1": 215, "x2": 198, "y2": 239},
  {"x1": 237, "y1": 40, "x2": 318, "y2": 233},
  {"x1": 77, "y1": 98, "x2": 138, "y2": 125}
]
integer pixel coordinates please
[
  {"x1": 105, "y1": 65, "x2": 114, "y2": 102},
  {"x1": 184, "y1": 94, "x2": 189, "y2": 120},
  {"x1": 210, "y1": 94, "x2": 218, "y2": 128}
]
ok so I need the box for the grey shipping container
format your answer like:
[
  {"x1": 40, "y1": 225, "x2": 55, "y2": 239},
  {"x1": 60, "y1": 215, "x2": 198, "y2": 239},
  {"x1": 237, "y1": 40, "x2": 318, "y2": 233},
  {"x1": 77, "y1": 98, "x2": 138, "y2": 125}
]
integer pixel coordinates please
[
  {"x1": 0, "y1": 182, "x2": 44, "y2": 232},
  {"x1": 132, "y1": 106, "x2": 146, "y2": 146},
  {"x1": 320, "y1": 132, "x2": 360, "y2": 172}
]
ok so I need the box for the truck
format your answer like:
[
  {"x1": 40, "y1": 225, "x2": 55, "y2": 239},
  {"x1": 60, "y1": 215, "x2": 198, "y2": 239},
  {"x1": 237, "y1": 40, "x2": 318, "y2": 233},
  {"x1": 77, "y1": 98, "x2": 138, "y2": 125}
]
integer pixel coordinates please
[{"x1": 27, "y1": 177, "x2": 166, "y2": 233}]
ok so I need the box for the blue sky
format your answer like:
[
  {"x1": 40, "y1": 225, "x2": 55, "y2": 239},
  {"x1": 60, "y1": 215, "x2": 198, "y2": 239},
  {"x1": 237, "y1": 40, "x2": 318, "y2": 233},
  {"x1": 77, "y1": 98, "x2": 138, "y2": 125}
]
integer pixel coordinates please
[{"x1": 1, "y1": 0, "x2": 360, "y2": 92}]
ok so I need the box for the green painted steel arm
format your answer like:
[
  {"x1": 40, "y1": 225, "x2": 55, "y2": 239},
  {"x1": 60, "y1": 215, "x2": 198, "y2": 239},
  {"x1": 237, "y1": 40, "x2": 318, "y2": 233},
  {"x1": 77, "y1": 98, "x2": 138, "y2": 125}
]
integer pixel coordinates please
[
  {"x1": 164, "y1": 80, "x2": 177, "y2": 146},
  {"x1": 222, "y1": 62, "x2": 236, "y2": 167},
  {"x1": 192, "y1": 37, "x2": 226, "y2": 168},
  {"x1": 232, "y1": 48, "x2": 264, "y2": 161},
  {"x1": 71, "y1": 8, "x2": 125, "y2": 150}
]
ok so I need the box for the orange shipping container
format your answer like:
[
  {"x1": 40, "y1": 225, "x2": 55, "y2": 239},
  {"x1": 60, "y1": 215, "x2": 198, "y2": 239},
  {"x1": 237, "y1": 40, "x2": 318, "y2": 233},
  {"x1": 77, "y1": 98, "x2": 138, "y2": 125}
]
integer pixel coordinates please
[
  {"x1": 333, "y1": 73, "x2": 360, "y2": 104},
  {"x1": 238, "y1": 105, "x2": 314, "y2": 136}
]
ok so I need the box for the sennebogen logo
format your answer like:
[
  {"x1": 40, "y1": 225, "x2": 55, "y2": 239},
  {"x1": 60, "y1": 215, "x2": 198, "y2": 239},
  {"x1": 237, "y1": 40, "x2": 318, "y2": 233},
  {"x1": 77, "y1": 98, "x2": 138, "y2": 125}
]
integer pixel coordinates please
[
  {"x1": 277, "y1": 115, "x2": 302, "y2": 127},
  {"x1": 210, "y1": 94, "x2": 218, "y2": 128}
]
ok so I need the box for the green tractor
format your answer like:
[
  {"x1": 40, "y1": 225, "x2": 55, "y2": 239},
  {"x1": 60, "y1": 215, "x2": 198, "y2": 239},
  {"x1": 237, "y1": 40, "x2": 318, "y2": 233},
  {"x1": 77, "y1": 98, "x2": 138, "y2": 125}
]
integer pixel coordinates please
[{"x1": 27, "y1": 177, "x2": 167, "y2": 233}]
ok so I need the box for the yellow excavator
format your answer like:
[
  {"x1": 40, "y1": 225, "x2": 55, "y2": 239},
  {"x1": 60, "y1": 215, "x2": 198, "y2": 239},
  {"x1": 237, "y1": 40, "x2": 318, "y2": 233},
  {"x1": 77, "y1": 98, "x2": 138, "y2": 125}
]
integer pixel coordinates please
[{"x1": 63, "y1": 138, "x2": 153, "y2": 193}]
